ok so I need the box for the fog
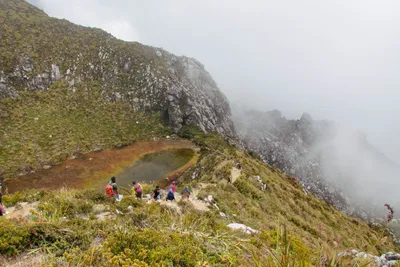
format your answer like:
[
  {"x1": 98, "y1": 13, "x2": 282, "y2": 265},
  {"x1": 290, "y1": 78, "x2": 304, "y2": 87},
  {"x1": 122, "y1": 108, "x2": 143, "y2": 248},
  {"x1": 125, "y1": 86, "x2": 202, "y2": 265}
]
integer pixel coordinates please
[
  {"x1": 27, "y1": 0, "x2": 399, "y2": 209},
  {"x1": 233, "y1": 107, "x2": 400, "y2": 216}
]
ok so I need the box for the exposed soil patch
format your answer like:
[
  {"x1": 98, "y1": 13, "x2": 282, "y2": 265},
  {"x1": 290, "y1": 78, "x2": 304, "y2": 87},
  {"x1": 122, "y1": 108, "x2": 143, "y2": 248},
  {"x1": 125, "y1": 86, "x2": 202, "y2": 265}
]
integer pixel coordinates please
[{"x1": 3, "y1": 140, "x2": 196, "y2": 194}]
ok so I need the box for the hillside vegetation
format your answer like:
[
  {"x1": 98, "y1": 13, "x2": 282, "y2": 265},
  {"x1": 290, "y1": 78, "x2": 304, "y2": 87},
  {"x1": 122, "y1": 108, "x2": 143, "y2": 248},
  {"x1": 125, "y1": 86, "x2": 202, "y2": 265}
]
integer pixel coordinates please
[
  {"x1": 0, "y1": 82, "x2": 169, "y2": 178},
  {"x1": 0, "y1": 0, "x2": 234, "y2": 179},
  {"x1": 0, "y1": 0, "x2": 399, "y2": 266},
  {"x1": 1, "y1": 129, "x2": 398, "y2": 266}
]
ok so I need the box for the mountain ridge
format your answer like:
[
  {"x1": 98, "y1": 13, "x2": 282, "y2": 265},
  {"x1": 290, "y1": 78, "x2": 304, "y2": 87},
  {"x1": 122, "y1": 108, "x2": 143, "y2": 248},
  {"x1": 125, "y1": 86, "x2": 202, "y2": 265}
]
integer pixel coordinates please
[
  {"x1": 0, "y1": 0, "x2": 234, "y2": 136},
  {"x1": 233, "y1": 106, "x2": 399, "y2": 219},
  {"x1": 0, "y1": 0, "x2": 234, "y2": 178},
  {"x1": 0, "y1": 1, "x2": 399, "y2": 265}
]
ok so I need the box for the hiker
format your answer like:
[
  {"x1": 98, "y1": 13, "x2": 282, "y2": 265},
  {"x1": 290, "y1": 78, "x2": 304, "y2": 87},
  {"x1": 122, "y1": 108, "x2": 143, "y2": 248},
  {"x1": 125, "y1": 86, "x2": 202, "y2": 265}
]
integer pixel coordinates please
[
  {"x1": 0, "y1": 192, "x2": 6, "y2": 216},
  {"x1": 166, "y1": 188, "x2": 175, "y2": 201},
  {"x1": 170, "y1": 181, "x2": 176, "y2": 193},
  {"x1": 153, "y1": 185, "x2": 161, "y2": 200},
  {"x1": 236, "y1": 162, "x2": 242, "y2": 170},
  {"x1": 106, "y1": 176, "x2": 119, "y2": 199},
  {"x1": 132, "y1": 181, "x2": 143, "y2": 198},
  {"x1": 182, "y1": 186, "x2": 191, "y2": 199}
]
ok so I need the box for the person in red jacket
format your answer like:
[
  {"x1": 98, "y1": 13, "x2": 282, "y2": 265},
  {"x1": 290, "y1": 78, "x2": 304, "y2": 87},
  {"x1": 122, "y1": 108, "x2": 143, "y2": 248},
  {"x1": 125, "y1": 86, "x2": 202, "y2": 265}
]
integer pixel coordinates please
[{"x1": 106, "y1": 176, "x2": 119, "y2": 199}]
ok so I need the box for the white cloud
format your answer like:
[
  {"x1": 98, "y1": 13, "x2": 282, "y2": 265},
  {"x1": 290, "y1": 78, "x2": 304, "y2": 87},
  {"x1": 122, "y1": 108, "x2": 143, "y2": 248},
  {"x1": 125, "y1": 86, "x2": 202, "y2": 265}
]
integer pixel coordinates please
[
  {"x1": 102, "y1": 20, "x2": 140, "y2": 42},
  {"x1": 27, "y1": 0, "x2": 400, "y2": 161}
]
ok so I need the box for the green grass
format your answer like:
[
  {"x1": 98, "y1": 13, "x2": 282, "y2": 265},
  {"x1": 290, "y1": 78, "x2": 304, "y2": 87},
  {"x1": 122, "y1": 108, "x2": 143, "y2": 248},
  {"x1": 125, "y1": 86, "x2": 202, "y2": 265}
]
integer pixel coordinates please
[
  {"x1": 0, "y1": 83, "x2": 169, "y2": 178},
  {"x1": 1, "y1": 131, "x2": 398, "y2": 266}
]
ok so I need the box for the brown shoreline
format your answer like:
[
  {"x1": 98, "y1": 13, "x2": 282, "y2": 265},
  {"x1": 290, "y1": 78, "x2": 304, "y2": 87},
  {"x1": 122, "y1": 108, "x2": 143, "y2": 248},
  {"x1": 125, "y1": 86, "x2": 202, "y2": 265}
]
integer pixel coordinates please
[{"x1": 3, "y1": 139, "x2": 196, "y2": 194}]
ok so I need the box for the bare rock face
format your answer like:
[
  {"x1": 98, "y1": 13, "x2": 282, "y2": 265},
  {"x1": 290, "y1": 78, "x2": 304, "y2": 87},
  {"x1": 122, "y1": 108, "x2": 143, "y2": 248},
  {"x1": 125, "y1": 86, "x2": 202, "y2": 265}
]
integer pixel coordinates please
[
  {"x1": 0, "y1": 0, "x2": 235, "y2": 137},
  {"x1": 233, "y1": 107, "x2": 398, "y2": 218}
]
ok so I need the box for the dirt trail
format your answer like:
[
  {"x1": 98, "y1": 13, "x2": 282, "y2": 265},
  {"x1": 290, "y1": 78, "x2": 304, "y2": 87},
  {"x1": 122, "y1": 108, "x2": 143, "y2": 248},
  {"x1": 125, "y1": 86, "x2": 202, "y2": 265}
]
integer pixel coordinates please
[
  {"x1": 231, "y1": 168, "x2": 241, "y2": 183},
  {"x1": 157, "y1": 183, "x2": 214, "y2": 213},
  {"x1": 0, "y1": 253, "x2": 43, "y2": 267},
  {"x1": 4, "y1": 202, "x2": 39, "y2": 220}
]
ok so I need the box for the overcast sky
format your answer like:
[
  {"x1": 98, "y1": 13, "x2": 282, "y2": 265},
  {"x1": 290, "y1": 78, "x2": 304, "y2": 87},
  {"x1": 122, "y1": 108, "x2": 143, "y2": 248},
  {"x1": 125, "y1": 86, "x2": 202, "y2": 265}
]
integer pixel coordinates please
[{"x1": 28, "y1": 0, "x2": 400, "y2": 161}]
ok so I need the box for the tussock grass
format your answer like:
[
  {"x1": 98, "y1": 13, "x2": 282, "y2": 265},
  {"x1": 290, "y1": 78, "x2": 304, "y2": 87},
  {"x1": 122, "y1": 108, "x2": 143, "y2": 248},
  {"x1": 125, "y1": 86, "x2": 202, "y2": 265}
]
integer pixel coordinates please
[
  {"x1": 1, "y1": 126, "x2": 398, "y2": 266},
  {"x1": 0, "y1": 85, "x2": 169, "y2": 178}
]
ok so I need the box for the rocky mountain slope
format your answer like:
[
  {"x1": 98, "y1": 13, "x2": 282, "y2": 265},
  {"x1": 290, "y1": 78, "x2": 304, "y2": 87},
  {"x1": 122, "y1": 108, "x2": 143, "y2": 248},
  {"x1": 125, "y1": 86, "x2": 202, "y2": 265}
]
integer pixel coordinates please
[
  {"x1": 0, "y1": 1, "x2": 399, "y2": 265},
  {"x1": 233, "y1": 107, "x2": 399, "y2": 219},
  {"x1": 0, "y1": 0, "x2": 234, "y2": 178},
  {"x1": 1, "y1": 129, "x2": 399, "y2": 266},
  {"x1": 0, "y1": 0, "x2": 234, "y2": 136}
]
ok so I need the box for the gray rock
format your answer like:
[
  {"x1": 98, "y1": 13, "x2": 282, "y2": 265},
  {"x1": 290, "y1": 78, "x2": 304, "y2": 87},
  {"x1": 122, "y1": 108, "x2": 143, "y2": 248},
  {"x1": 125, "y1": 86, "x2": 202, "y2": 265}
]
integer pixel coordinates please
[
  {"x1": 227, "y1": 223, "x2": 259, "y2": 234},
  {"x1": 92, "y1": 204, "x2": 107, "y2": 214}
]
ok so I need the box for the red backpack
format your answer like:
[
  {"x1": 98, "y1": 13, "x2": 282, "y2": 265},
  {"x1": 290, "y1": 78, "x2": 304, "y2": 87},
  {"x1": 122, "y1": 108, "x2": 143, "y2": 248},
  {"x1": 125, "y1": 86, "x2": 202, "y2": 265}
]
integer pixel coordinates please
[{"x1": 105, "y1": 184, "x2": 114, "y2": 197}]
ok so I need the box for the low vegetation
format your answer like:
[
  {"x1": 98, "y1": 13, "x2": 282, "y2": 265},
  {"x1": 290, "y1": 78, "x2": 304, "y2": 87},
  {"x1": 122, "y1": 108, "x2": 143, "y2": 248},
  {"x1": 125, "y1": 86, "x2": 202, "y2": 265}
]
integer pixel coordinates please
[
  {"x1": 0, "y1": 83, "x2": 170, "y2": 178},
  {"x1": 1, "y1": 128, "x2": 397, "y2": 266}
]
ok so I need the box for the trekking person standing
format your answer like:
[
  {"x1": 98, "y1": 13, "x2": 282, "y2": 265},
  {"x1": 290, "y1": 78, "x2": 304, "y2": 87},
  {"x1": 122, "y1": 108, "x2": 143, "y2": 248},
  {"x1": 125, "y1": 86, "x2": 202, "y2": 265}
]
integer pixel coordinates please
[
  {"x1": 236, "y1": 162, "x2": 242, "y2": 170},
  {"x1": 170, "y1": 181, "x2": 176, "y2": 193},
  {"x1": 106, "y1": 176, "x2": 119, "y2": 199},
  {"x1": 153, "y1": 185, "x2": 161, "y2": 200},
  {"x1": 166, "y1": 188, "x2": 175, "y2": 201},
  {"x1": 182, "y1": 186, "x2": 191, "y2": 199},
  {"x1": 132, "y1": 181, "x2": 143, "y2": 198}
]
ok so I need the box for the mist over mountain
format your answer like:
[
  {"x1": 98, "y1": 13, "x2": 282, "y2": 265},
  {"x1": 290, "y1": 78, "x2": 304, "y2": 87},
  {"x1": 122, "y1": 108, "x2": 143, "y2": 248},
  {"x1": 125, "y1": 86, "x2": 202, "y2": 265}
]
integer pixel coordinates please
[
  {"x1": 26, "y1": 0, "x2": 400, "y2": 163},
  {"x1": 233, "y1": 104, "x2": 400, "y2": 218},
  {"x1": 1, "y1": 1, "x2": 400, "y2": 265}
]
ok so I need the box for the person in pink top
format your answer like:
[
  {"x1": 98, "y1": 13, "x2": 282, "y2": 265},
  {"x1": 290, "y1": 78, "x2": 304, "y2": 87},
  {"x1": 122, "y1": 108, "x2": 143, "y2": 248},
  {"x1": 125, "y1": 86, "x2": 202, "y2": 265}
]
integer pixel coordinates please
[
  {"x1": 132, "y1": 181, "x2": 143, "y2": 198},
  {"x1": 170, "y1": 181, "x2": 176, "y2": 193}
]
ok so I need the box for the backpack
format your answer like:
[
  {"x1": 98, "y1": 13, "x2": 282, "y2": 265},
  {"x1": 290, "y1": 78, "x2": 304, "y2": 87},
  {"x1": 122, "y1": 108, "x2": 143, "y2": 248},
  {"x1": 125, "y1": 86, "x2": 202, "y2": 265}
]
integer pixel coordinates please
[{"x1": 105, "y1": 184, "x2": 114, "y2": 197}]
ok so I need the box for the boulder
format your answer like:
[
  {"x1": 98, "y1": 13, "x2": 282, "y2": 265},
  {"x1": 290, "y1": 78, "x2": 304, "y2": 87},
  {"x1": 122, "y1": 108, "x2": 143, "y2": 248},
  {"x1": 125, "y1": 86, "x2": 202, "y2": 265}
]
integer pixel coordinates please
[
  {"x1": 92, "y1": 204, "x2": 107, "y2": 214},
  {"x1": 227, "y1": 223, "x2": 259, "y2": 234}
]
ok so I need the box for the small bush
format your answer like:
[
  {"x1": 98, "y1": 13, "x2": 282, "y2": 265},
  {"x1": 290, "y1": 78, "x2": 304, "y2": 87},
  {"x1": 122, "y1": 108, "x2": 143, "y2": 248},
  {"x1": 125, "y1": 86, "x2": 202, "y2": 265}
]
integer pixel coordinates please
[
  {"x1": 117, "y1": 195, "x2": 143, "y2": 212},
  {"x1": 2, "y1": 190, "x2": 47, "y2": 207},
  {"x1": 233, "y1": 179, "x2": 262, "y2": 200},
  {"x1": 0, "y1": 219, "x2": 30, "y2": 256},
  {"x1": 104, "y1": 228, "x2": 206, "y2": 266}
]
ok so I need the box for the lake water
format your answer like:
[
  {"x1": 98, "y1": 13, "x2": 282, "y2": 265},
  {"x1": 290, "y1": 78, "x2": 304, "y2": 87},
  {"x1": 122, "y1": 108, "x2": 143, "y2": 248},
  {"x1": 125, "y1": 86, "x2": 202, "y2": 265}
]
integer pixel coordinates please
[
  {"x1": 3, "y1": 141, "x2": 196, "y2": 194},
  {"x1": 116, "y1": 148, "x2": 194, "y2": 187}
]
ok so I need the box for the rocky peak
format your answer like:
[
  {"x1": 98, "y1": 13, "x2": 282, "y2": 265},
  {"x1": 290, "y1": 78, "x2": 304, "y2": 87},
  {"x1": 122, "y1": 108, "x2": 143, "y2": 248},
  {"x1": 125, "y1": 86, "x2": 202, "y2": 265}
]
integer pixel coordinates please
[
  {"x1": 300, "y1": 112, "x2": 313, "y2": 124},
  {"x1": 233, "y1": 107, "x2": 398, "y2": 218},
  {"x1": 0, "y1": 0, "x2": 235, "y2": 137}
]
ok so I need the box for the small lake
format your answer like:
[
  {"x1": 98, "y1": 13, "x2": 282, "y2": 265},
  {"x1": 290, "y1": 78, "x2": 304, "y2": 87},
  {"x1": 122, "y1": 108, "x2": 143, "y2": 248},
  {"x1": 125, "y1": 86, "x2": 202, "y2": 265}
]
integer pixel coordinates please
[
  {"x1": 3, "y1": 141, "x2": 196, "y2": 194},
  {"x1": 115, "y1": 148, "x2": 195, "y2": 186}
]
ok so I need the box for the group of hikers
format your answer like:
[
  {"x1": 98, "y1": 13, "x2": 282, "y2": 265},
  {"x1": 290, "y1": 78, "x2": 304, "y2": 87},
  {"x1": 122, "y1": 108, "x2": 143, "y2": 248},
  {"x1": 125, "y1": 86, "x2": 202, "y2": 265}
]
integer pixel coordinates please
[{"x1": 105, "y1": 176, "x2": 191, "y2": 201}]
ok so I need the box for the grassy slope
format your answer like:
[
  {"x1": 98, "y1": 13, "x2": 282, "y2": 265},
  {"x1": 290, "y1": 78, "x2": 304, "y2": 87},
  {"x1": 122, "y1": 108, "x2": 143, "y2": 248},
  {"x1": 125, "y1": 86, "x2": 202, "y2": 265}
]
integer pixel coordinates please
[
  {"x1": 1, "y1": 128, "x2": 397, "y2": 266},
  {"x1": 0, "y1": 82, "x2": 169, "y2": 178},
  {"x1": 0, "y1": 0, "x2": 166, "y2": 86},
  {"x1": 0, "y1": 0, "x2": 171, "y2": 178}
]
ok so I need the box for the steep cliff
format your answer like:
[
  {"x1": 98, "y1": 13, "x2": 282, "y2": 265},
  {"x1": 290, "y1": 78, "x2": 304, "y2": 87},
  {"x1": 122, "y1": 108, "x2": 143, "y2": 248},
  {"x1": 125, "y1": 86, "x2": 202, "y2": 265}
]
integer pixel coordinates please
[
  {"x1": 0, "y1": 0, "x2": 234, "y2": 135},
  {"x1": 234, "y1": 107, "x2": 399, "y2": 218},
  {"x1": 0, "y1": 0, "x2": 234, "y2": 177}
]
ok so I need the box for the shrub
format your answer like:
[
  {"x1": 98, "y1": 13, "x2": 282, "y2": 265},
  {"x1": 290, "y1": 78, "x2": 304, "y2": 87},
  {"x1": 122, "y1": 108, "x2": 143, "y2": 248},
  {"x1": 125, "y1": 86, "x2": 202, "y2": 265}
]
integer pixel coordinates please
[
  {"x1": 0, "y1": 219, "x2": 30, "y2": 256},
  {"x1": 233, "y1": 179, "x2": 262, "y2": 200},
  {"x1": 2, "y1": 190, "x2": 47, "y2": 207},
  {"x1": 104, "y1": 228, "x2": 205, "y2": 266},
  {"x1": 117, "y1": 195, "x2": 143, "y2": 212}
]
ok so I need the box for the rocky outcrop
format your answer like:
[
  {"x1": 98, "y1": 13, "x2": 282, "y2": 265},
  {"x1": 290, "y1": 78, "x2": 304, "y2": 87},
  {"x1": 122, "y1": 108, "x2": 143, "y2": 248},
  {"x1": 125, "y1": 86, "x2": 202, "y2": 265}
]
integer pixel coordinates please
[
  {"x1": 0, "y1": 0, "x2": 234, "y2": 137},
  {"x1": 338, "y1": 249, "x2": 400, "y2": 267},
  {"x1": 233, "y1": 107, "x2": 399, "y2": 218}
]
